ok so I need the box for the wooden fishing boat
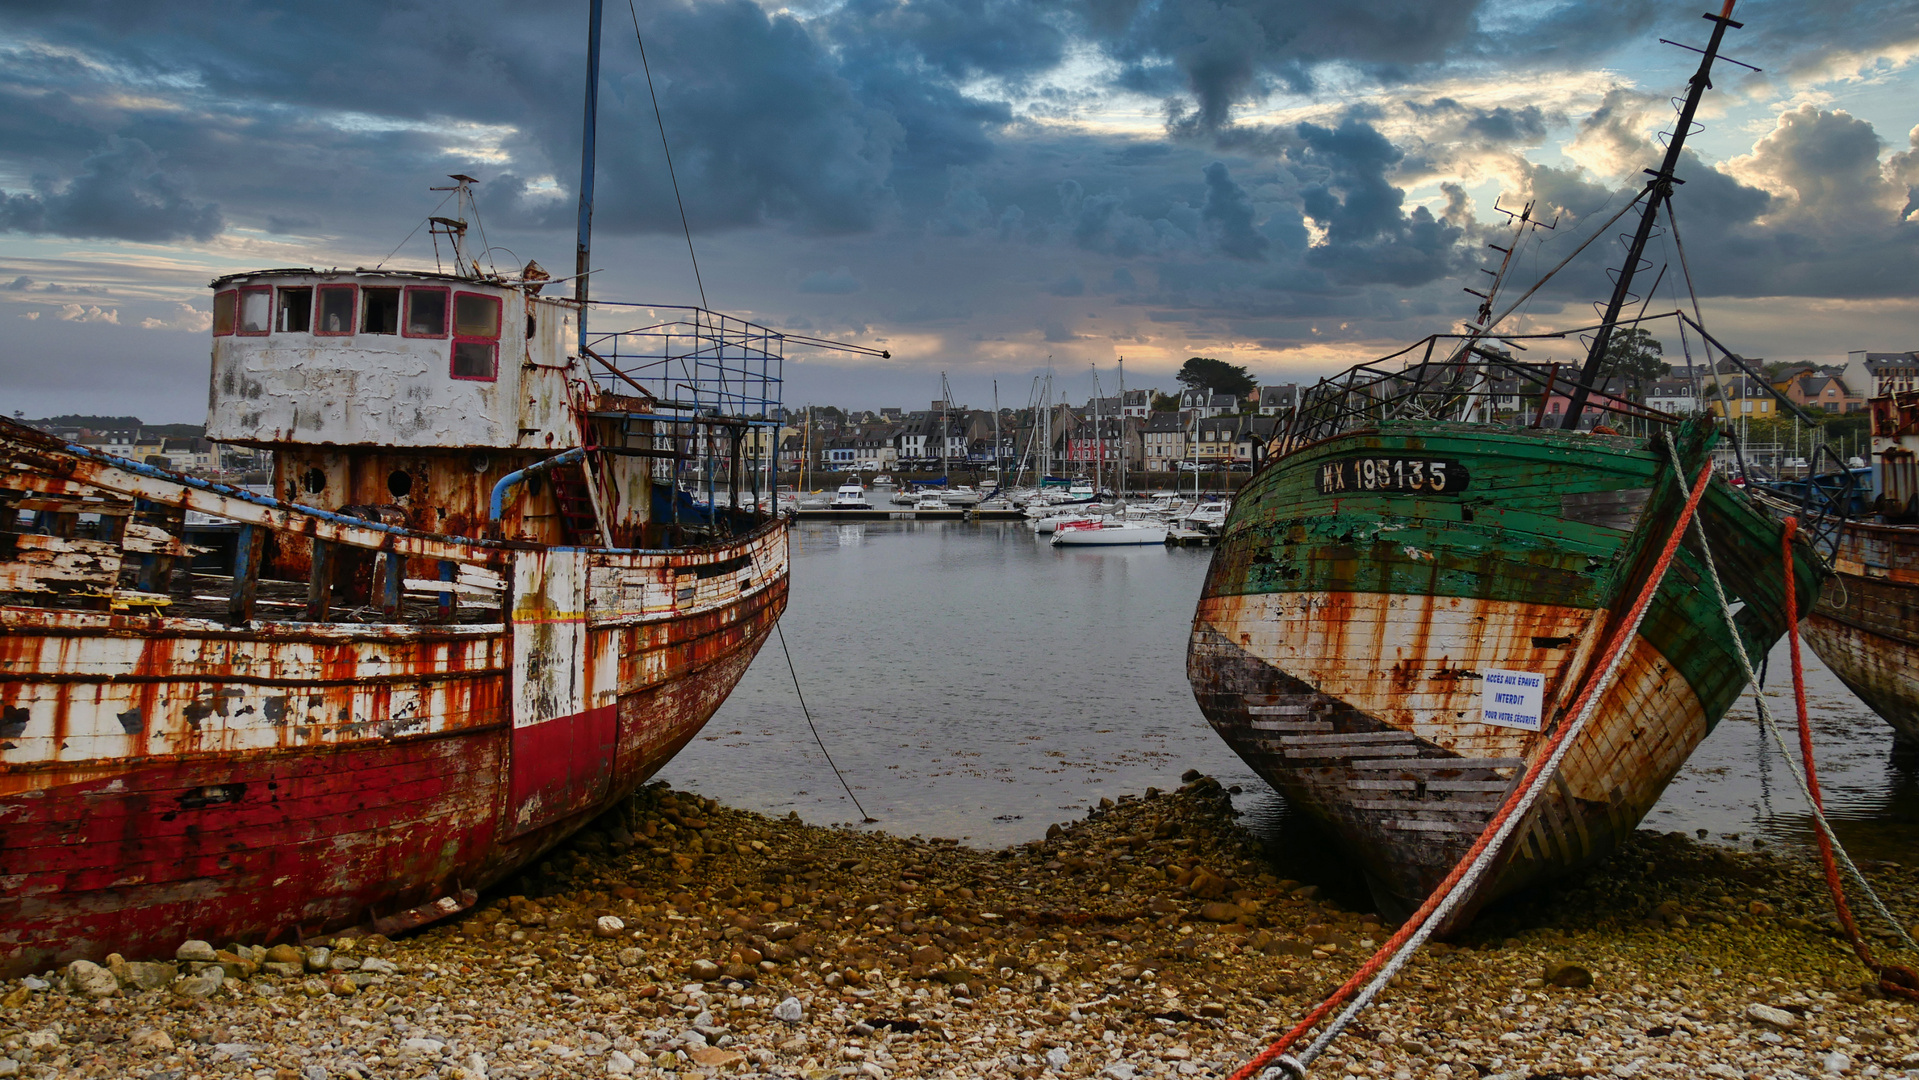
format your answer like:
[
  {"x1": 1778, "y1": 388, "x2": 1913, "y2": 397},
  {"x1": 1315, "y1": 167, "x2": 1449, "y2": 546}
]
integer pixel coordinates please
[
  {"x1": 1187, "y1": 2, "x2": 1827, "y2": 922},
  {"x1": 1190, "y1": 415, "x2": 1822, "y2": 919}
]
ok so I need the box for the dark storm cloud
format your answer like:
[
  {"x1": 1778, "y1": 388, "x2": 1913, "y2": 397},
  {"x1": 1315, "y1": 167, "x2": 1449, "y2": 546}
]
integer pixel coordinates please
[
  {"x1": 1048, "y1": 273, "x2": 1087, "y2": 296},
  {"x1": 1508, "y1": 105, "x2": 1918, "y2": 306},
  {"x1": 1404, "y1": 98, "x2": 1551, "y2": 147},
  {"x1": 0, "y1": 0, "x2": 1005, "y2": 241},
  {"x1": 1199, "y1": 161, "x2": 1267, "y2": 260},
  {"x1": 822, "y1": 0, "x2": 1068, "y2": 81},
  {"x1": 0, "y1": 137, "x2": 222, "y2": 241},
  {"x1": 798, "y1": 267, "x2": 863, "y2": 294},
  {"x1": 1081, "y1": 0, "x2": 1484, "y2": 130},
  {"x1": 1287, "y1": 118, "x2": 1461, "y2": 286}
]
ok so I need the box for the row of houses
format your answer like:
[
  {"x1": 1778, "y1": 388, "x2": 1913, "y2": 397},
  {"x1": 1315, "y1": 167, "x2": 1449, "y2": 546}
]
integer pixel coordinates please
[{"x1": 13, "y1": 421, "x2": 257, "y2": 474}]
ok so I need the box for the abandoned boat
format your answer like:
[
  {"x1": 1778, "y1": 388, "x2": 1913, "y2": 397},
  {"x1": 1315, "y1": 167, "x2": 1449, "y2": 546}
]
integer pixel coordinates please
[
  {"x1": 0, "y1": 0, "x2": 882, "y2": 977},
  {"x1": 0, "y1": 264, "x2": 799, "y2": 977},
  {"x1": 1186, "y1": 2, "x2": 1827, "y2": 922},
  {"x1": 1757, "y1": 389, "x2": 1919, "y2": 744}
]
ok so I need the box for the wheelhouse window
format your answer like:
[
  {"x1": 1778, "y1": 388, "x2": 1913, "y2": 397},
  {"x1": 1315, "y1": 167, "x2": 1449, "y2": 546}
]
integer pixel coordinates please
[
  {"x1": 212, "y1": 290, "x2": 237, "y2": 336},
  {"x1": 237, "y1": 286, "x2": 271, "y2": 335},
  {"x1": 361, "y1": 287, "x2": 400, "y2": 334},
  {"x1": 315, "y1": 285, "x2": 356, "y2": 336},
  {"x1": 404, "y1": 286, "x2": 448, "y2": 338},
  {"x1": 451, "y1": 291, "x2": 501, "y2": 380},
  {"x1": 276, "y1": 287, "x2": 312, "y2": 333}
]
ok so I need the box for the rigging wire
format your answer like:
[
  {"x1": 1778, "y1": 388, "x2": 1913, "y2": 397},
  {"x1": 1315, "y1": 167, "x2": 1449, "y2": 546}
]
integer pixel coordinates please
[
  {"x1": 626, "y1": 0, "x2": 708, "y2": 311},
  {"x1": 1478, "y1": 187, "x2": 1651, "y2": 339},
  {"x1": 776, "y1": 622, "x2": 876, "y2": 823},
  {"x1": 375, "y1": 188, "x2": 459, "y2": 269}
]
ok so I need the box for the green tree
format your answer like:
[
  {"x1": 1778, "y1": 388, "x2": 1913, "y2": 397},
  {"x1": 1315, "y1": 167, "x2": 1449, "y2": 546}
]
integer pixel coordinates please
[
  {"x1": 1176, "y1": 357, "x2": 1256, "y2": 399},
  {"x1": 1603, "y1": 328, "x2": 1668, "y2": 395},
  {"x1": 1150, "y1": 391, "x2": 1181, "y2": 412}
]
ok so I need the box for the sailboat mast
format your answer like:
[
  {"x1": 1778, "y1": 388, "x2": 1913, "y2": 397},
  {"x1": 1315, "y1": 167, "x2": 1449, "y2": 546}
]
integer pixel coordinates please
[
  {"x1": 1559, "y1": 0, "x2": 1743, "y2": 429},
  {"x1": 940, "y1": 372, "x2": 951, "y2": 483},
  {"x1": 992, "y1": 380, "x2": 1000, "y2": 483},
  {"x1": 574, "y1": 0, "x2": 604, "y2": 357},
  {"x1": 1116, "y1": 357, "x2": 1126, "y2": 503},
  {"x1": 1090, "y1": 365, "x2": 1103, "y2": 495}
]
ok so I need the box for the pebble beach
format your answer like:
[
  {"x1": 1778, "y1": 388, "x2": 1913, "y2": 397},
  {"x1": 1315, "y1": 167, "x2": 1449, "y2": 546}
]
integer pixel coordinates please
[{"x1": 4, "y1": 775, "x2": 1914, "y2": 1080}]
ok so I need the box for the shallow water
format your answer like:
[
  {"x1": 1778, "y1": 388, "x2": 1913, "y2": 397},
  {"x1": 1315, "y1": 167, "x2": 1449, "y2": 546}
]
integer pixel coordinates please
[{"x1": 659, "y1": 520, "x2": 1919, "y2": 869}]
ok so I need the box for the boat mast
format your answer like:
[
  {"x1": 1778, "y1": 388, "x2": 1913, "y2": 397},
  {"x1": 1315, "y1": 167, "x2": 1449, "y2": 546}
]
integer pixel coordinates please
[
  {"x1": 992, "y1": 379, "x2": 1001, "y2": 485},
  {"x1": 940, "y1": 371, "x2": 952, "y2": 484},
  {"x1": 574, "y1": 0, "x2": 604, "y2": 358},
  {"x1": 1041, "y1": 368, "x2": 1052, "y2": 481},
  {"x1": 1116, "y1": 357, "x2": 1127, "y2": 505},
  {"x1": 1090, "y1": 364, "x2": 1104, "y2": 495},
  {"x1": 1559, "y1": 0, "x2": 1743, "y2": 430}
]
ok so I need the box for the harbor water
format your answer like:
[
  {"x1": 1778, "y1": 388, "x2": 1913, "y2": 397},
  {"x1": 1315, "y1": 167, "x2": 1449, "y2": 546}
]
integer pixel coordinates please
[{"x1": 660, "y1": 519, "x2": 1919, "y2": 869}]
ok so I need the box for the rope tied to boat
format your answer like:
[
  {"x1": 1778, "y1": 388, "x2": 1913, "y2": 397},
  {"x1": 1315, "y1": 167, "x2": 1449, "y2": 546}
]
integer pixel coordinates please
[
  {"x1": 1776, "y1": 516, "x2": 1919, "y2": 1000},
  {"x1": 775, "y1": 622, "x2": 878, "y2": 824},
  {"x1": 1229, "y1": 446, "x2": 1720, "y2": 1080},
  {"x1": 1657, "y1": 434, "x2": 1918, "y2": 963}
]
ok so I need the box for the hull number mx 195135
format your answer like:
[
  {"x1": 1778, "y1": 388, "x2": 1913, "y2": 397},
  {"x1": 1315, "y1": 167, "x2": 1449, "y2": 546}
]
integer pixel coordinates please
[{"x1": 1315, "y1": 456, "x2": 1469, "y2": 495}]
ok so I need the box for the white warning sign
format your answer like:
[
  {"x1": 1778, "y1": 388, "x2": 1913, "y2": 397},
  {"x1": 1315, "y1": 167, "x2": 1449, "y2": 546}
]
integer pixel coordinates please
[{"x1": 1480, "y1": 668, "x2": 1544, "y2": 732}]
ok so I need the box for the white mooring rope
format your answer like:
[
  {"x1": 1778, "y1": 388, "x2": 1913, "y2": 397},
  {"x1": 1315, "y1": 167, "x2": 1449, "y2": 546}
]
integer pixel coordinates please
[{"x1": 1662, "y1": 438, "x2": 1918, "y2": 954}]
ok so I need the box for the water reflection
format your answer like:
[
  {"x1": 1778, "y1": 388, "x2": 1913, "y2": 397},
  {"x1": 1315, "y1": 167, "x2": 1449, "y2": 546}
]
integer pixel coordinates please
[{"x1": 661, "y1": 522, "x2": 1919, "y2": 875}]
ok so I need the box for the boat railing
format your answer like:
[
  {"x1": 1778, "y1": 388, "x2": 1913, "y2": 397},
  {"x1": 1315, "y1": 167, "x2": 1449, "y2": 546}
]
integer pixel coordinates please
[
  {"x1": 1278, "y1": 318, "x2": 1694, "y2": 456},
  {"x1": 1, "y1": 419, "x2": 779, "y2": 628},
  {"x1": 582, "y1": 303, "x2": 793, "y2": 531}
]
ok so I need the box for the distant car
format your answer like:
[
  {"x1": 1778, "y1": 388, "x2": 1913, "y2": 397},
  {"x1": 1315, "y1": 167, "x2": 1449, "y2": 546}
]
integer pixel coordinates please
[{"x1": 1784, "y1": 457, "x2": 1808, "y2": 469}]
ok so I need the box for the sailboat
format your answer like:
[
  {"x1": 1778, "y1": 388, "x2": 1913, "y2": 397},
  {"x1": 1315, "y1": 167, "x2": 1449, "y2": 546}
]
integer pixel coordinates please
[
  {"x1": 1186, "y1": 1, "x2": 1825, "y2": 923},
  {"x1": 0, "y1": 2, "x2": 884, "y2": 977}
]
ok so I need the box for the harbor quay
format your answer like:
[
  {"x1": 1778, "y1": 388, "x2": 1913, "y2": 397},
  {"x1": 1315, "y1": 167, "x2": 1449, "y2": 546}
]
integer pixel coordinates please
[{"x1": 2, "y1": 778, "x2": 1906, "y2": 1079}]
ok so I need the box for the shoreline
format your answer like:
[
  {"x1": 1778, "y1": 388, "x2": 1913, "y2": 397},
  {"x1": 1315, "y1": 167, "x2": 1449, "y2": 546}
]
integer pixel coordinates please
[{"x1": 2, "y1": 776, "x2": 1911, "y2": 1079}]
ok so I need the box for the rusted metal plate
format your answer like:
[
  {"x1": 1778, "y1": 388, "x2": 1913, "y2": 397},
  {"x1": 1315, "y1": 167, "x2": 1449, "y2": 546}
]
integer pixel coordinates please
[{"x1": 505, "y1": 549, "x2": 618, "y2": 837}]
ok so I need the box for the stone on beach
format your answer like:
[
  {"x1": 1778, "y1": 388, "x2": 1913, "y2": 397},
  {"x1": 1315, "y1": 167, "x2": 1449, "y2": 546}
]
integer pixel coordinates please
[{"x1": 0, "y1": 780, "x2": 1906, "y2": 1080}]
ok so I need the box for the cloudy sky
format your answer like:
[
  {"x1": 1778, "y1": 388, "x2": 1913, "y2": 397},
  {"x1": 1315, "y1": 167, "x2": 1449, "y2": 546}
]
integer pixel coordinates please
[{"x1": 2, "y1": 0, "x2": 1916, "y2": 422}]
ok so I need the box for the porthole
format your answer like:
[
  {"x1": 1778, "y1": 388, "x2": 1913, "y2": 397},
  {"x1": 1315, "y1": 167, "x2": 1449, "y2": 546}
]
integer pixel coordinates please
[
  {"x1": 387, "y1": 469, "x2": 413, "y2": 498},
  {"x1": 301, "y1": 467, "x2": 326, "y2": 494}
]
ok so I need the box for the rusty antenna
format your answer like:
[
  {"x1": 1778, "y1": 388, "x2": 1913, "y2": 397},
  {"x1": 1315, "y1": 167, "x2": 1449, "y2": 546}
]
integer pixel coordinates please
[{"x1": 427, "y1": 174, "x2": 497, "y2": 279}]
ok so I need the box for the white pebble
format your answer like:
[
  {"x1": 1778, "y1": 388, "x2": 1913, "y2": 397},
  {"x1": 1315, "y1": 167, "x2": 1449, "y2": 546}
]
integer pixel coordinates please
[{"x1": 773, "y1": 995, "x2": 804, "y2": 1023}]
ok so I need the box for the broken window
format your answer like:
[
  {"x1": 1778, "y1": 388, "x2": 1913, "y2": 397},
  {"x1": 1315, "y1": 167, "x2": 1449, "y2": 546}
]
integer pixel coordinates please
[
  {"x1": 276, "y1": 287, "x2": 313, "y2": 333},
  {"x1": 237, "y1": 287, "x2": 271, "y2": 335},
  {"x1": 315, "y1": 285, "x2": 356, "y2": 336},
  {"x1": 404, "y1": 286, "x2": 448, "y2": 338},
  {"x1": 451, "y1": 291, "x2": 502, "y2": 380},
  {"x1": 361, "y1": 287, "x2": 400, "y2": 334},
  {"x1": 212, "y1": 290, "x2": 237, "y2": 336}
]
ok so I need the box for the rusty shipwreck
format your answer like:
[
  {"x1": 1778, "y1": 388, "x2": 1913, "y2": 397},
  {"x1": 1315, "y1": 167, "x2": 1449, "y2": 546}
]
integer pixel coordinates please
[
  {"x1": 1187, "y1": 3, "x2": 1828, "y2": 922},
  {"x1": 0, "y1": 0, "x2": 878, "y2": 976},
  {"x1": 1754, "y1": 389, "x2": 1919, "y2": 745},
  {"x1": 0, "y1": 270, "x2": 799, "y2": 976}
]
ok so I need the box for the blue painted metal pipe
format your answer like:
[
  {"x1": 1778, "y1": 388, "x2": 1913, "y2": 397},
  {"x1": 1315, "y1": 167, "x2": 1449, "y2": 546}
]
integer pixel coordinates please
[
  {"x1": 60, "y1": 442, "x2": 493, "y2": 545},
  {"x1": 488, "y1": 446, "x2": 590, "y2": 523}
]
